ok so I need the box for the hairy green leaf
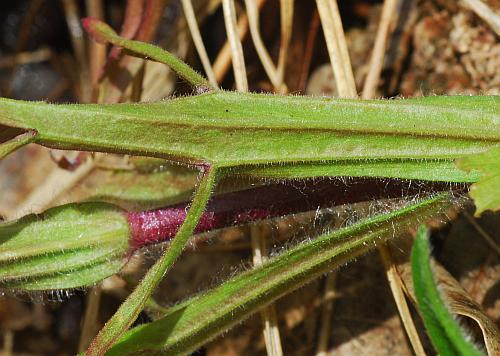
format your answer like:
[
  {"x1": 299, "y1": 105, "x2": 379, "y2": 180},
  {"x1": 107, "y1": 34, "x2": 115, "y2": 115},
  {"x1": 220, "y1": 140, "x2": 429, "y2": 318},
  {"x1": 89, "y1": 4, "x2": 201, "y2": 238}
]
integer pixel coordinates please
[
  {"x1": 0, "y1": 203, "x2": 129, "y2": 290},
  {"x1": 90, "y1": 164, "x2": 197, "y2": 211},
  {"x1": 0, "y1": 92, "x2": 498, "y2": 182},
  {"x1": 411, "y1": 225, "x2": 483, "y2": 356},
  {"x1": 0, "y1": 130, "x2": 37, "y2": 160},
  {"x1": 237, "y1": 159, "x2": 480, "y2": 182},
  {"x1": 87, "y1": 168, "x2": 218, "y2": 355},
  {"x1": 82, "y1": 17, "x2": 213, "y2": 90},
  {"x1": 457, "y1": 147, "x2": 500, "y2": 215},
  {"x1": 106, "y1": 193, "x2": 454, "y2": 355}
]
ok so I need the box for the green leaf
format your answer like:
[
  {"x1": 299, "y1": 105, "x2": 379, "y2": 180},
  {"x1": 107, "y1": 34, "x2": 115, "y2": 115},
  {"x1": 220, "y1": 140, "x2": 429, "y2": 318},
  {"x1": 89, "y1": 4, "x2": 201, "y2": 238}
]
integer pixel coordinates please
[
  {"x1": 105, "y1": 193, "x2": 454, "y2": 355},
  {"x1": 81, "y1": 17, "x2": 213, "y2": 91},
  {"x1": 457, "y1": 147, "x2": 500, "y2": 215},
  {"x1": 0, "y1": 203, "x2": 129, "y2": 290},
  {"x1": 0, "y1": 129, "x2": 36, "y2": 160},
  {"x1": 0, "y1": 92, "x2": 498, "y2": 183},
  {"x1": 90, "y1": 164, "x2": 197, "y2": 211},
  {"x1": 87, "y1": 167, "x2": 218, "y2": 355},
  {"x1": 1, "y1": 22, "x2": 499, "y2": 176},
  {"x1": 411, "y1": 225, "x2": 483, "y2": 356},
  {"x1": 237, "y1": 159, "x2": 480, "y2": 182}
]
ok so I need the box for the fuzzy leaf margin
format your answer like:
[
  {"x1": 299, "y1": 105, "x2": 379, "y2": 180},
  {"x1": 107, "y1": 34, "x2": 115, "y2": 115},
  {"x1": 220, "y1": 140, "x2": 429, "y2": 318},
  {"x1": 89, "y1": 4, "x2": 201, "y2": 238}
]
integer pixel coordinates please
[{"x1": 105, "y1": 193, "x2": 455, "y2": 355}]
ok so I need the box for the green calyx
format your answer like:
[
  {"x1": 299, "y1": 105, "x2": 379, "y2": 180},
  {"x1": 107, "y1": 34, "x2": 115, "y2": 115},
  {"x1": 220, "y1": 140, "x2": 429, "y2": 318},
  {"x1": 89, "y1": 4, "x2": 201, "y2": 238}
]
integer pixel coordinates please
[{"x1": 0, "y1": 202, "x2": 130, "y2": 290}]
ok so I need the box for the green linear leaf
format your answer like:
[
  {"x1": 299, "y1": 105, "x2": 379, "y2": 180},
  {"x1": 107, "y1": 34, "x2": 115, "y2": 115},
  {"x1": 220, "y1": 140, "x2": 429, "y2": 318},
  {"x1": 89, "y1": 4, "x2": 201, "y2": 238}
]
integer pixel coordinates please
[
  {"x1": 3, "y1": 256, "x2": 126, "y2": 291},
  {"x1": 0, "y1": 129, "x2": 37, "y2": 160},
  {"x1": 106, "y1": 193, "x2": 454, "y2": 355},
  {"x1": 87, "y1": 168, "x2": 218, "y2": 355},
  {"x1": 0, "y1": 92, "x2": 497, "y2": 176},
  {"x1": 237, "y1": 158, "x2": 481, "y2": 182},
  {"x1": 0, "y1": 20, "x2": 498, "y2": 171},
  {"x1": 89, "y1": 164, "x2": 197, "y2": 211},
  {"x1": 0, "y1": 203, "x2": 129, "y2": 290},
  {"x1": 456, "y1": 147, "x2": 500, "y2": 215},
  {"x1": 411, "y1": 225, "x2": 483, "y2": 356},
  {"x1": 0, "y1": 244, "x2": 121, "y2": 281},
  {"x1": 81, "y1": 17, "x2": 213, "y2": 90}
]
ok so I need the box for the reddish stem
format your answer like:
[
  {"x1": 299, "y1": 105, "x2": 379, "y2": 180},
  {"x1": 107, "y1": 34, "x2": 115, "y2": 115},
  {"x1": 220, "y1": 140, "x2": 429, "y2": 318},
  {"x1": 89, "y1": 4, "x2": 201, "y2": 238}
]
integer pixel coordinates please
[{"x1": 127, "y1": 178, "x2": 460, "y2": 250}]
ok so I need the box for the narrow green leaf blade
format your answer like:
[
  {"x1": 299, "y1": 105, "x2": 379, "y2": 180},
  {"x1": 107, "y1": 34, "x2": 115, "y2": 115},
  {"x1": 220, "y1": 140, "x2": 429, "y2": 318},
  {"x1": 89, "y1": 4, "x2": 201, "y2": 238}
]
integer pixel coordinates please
[
  {"x1": 87, "y1": 168, "x2": 218, "y2": 355},
  {"x1": 106, "y1": 193, "x2": 455, "y2": 355},
  {"x1": 0, "y1": 92, "x2": 497, "y2": 180},
  {"x1": 0, "y1": 203, "x2": 129, "y2": 290},
  {"x1": 457, "y1": 147, "x2": 500, "y2": 215},
  {"x1": 81, "y1": 17, "x2": 213, "y2": 90},
  {"x1": 411, "y1": 225, "x2": 483, "y2": 356},
  {"x1": 0, "y1": 129, "x2": 36, "y2": 160},
  {"x1": 237, "y1": 159, "x2": 481, "y2": 182}
]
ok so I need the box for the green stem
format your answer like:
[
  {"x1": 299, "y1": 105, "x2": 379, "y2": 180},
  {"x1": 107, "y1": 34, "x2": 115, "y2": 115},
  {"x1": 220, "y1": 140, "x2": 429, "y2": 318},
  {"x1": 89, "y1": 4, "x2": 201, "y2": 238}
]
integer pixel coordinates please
[
  {"x1": 0, "y1": 129, "x2": 37, "y2": 160},
  {"x1": 86, "y1": 167, "x2": 219, "y2": 355},
  {"x1": 82, "y1": 17, "x2": 214, "y2": 91},
  {"x1": 107, "y1": 193, "x2": 454, "y2": 355}
]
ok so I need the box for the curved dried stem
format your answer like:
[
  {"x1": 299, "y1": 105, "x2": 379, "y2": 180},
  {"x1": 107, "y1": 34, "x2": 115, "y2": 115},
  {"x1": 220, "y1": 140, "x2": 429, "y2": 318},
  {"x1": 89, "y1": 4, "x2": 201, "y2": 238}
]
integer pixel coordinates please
[
  {"x1": 461, "y1": 0, "x2": 500, "y2": 36},
  {"x1": 244, "y1": 0, "x2": 277, "y2": 84},
  {"x1": 316, "y1": 0, "x2": 357, "y2": 98},
  {"x1": 379, "y1": 244, "x2": 426, "y2": 356},
  {"x1": 222, "y1": 0, "x2": 248, "y2": 92},
  {"x1": 244, "y1": 0, "x2": 291, "y2": 93},
  {"x1": 361, "y1": 0, "x2": 399, "y2": 99},
  {"x1": 181, "y1": 0, "x2": 218, "y2": 88}
]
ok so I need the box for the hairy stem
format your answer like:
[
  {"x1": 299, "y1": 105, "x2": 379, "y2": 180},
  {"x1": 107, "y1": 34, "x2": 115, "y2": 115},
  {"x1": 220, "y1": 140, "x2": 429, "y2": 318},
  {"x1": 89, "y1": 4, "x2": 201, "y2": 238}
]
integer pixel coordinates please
[
  {"x1": 127, "y1": 178, "x2": 462, "y2": 250},
  {"x1": 108, "y1": 193, "x2": 454, "y2": 355},
  {"x1": 87, "y1": 167, "x2": 218, "y2": 355}
]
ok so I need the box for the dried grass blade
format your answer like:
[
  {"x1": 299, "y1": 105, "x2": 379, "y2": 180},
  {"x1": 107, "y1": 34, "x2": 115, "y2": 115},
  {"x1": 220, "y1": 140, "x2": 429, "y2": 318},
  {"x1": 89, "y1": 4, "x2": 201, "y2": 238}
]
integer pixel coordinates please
[
  {"x1": 222, "y1": 0, "x2": 248, "y2": 91},
  {"x1": 316, "y1": 0, "x2": 357, "y2": 98},
  {"x1": 181, "y1": 0, "x2": 218, "y2": 87},
  {"x1": 277, "y1": 0, "x2": 294, "y2": 91},
  {"x1": 361, "y1": 0, "x2": 399, "y2": 99}
]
